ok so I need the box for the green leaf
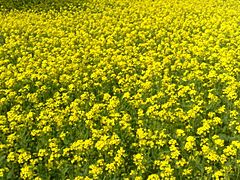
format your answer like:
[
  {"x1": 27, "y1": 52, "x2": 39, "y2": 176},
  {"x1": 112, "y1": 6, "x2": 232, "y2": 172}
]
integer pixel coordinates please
[{"x1": 0, "y1": 35, "x2": 5, "y2": 45}]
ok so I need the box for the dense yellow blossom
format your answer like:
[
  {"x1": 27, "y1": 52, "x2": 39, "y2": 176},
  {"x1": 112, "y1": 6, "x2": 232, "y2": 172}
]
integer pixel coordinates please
[{"x1": 0, "y1": 0, "x2": 240, "y2": 179}]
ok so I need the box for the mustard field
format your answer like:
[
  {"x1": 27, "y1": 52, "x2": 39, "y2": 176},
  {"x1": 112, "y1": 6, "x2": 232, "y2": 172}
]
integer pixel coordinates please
[{"x1": 0, "y1": 0, "x2": 240, "y2": 179}]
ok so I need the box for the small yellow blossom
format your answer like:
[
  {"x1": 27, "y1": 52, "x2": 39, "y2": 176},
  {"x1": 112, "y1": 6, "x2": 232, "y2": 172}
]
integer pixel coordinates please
[
  {"x1": 176, "y1": 129, "x2": 185, "y2": 137},
  {"x1": 184, "y1": 136, "x2": 196, "y2": 151},
  {"x1": 147, "y1": 174, "x2": 160, "y2": 180},
  {"x1": 20, "y1": 165, "x2": 34, "y2": 179},
  {"x1": 0, "y1": 168, "x2": 4, "y2": 177}
]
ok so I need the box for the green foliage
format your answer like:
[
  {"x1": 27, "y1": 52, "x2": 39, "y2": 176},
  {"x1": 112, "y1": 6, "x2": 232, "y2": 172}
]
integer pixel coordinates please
[{"x1": 0, "y1": 0, "x2": 84, "y2": 11}]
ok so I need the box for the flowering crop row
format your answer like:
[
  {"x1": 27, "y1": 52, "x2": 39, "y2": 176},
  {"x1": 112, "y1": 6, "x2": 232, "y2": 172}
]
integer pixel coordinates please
[{"x1": 0, "y1": 0, "x2": 240, "y2": 179}]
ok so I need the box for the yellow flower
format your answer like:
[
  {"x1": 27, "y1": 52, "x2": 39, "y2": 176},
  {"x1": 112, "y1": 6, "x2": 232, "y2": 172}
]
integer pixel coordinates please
[
  {"x1": 7, "y1": 152, "x2": 15, "y2": 162},
  {"x1": 176, "y1": 129, "x2": 185, "y2": 137},
  {"x1": 217, "y1": 105, "x2": 225, "y2": 113},
  {"x1": 236, "y1": 125, "x2": 240, "y2": 134},
  {"x1": 105, "y1": 162, "x2": 116, "y2": 173},
  {"x1": 18, "y1": 151, "x2": 31, "y2": 164},
  {"x1": 205, "y1": 166, "x2": 213, "y2": 174},
  {"x1": 223, "y1": 145, "x2": 237, "y2": 156},
  {"x1": 38, "y1": 149, "x2": 46, "y2": 157},
  {"x1": 123, "y1": 92, "x2": 131, "y2": 99},
  {"x1": 59, "y1": 132, "x2": 66, "y2": 140},
  {"x1": 89, "y1": 164, "x2": 102, "y2": 178},
  {"x1": 34, "y1": 177, "x2": 42, "y2": 180},
  {"x1": 0, "y1": 168, "x2": 4, "y2": 177},
  {"x1": 219, "y1": 154, "x2": 227, "y2": 164},
  {"x1": 135, "y1": 176, "x2": 143, "y2": 180},
  {"x1": 206, "y1": 151, "x2": 219, "y2": 162},
  {"x1": 212, "y1": 135, "x2": 224, "y2": 147},
  {"x1": 184, "y1": 136, "x2": 196, "y2": 151},
  {"x1": 176, "y1": 158, "x2": 187, "y2": 167},
  {"x1": 133, "y1": 153, "x2": 144, "y2": 164},
  {"x1": 147, "y1": 174, "x2": 160, "y2": 180},
  {"x1": 182, "y1": 168, "x2": 192, "y2": 176},
  {"x1": 212, "y1": 170, "x2": 224, "y2": 180},
  {"x1": 20, "y1": 165, "x2": 34, "y2": 179}
]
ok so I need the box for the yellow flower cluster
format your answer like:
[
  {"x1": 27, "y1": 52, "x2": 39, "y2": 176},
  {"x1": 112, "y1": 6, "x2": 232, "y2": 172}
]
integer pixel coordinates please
[{"x1": 0, "y1": 0, "x2": 240, "y2": 179}]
